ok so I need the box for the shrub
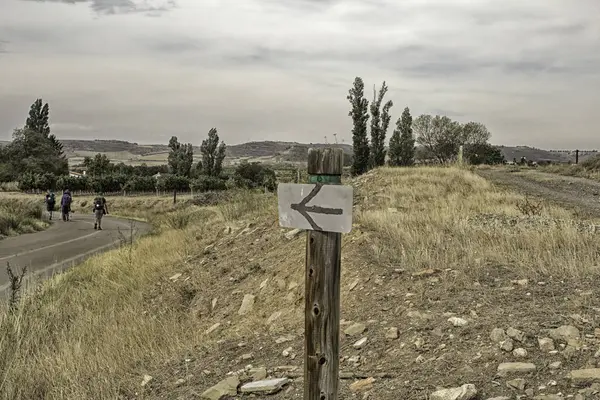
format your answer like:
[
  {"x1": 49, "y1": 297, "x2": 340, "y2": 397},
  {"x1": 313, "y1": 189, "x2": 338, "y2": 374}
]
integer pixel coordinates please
[
  {"x1": 233, "y1": 162, "x2": 277, "y2": 191},
  {"x1": 191, "y1": 176, "x2": 227, "y2": 192}
]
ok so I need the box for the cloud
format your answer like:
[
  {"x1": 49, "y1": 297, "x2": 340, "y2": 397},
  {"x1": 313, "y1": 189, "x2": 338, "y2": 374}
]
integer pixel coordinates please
[
  {"x1": 0, "y1": 0, "x2": 599, "y2": 149},
  {"x1": 23, "y1": 0, "x2": 176, "y2": 15}
]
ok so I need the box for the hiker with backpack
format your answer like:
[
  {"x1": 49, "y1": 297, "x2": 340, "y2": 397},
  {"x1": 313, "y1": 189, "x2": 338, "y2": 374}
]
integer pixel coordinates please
[
  {"x1": 44, "y1": 190, "x2": 56, "y2": 220},
  {"x1": 93, "y1": 192, "x2": 108, "y2": 230},
  {"x1": 60, "y1": 189, "x2": 72, "y2": 222}
]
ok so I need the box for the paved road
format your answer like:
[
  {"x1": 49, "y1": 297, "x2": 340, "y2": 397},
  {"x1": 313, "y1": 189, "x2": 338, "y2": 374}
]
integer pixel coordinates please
[{"x1": 0, "y1": 213, "x2": 152, "y2": 294}]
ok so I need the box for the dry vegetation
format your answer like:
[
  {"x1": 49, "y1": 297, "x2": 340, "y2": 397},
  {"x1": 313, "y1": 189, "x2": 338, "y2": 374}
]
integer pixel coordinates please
[
  {"x1": 541, "y1": 155, "x2": 600, "y2": 181},
  {"x1": 2, "y1": 167, "x2": 600, "y2": 399},
  {"x1": 0, "y1": 197, "x2": 48, "y2": 238}
]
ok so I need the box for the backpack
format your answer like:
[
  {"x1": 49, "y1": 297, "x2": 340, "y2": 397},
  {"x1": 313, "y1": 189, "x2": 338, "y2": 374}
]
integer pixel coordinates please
[
  {"x1": 62, "y1": 193, "x2": 71, "y2": 206},
  {"x1": 94, "y1": 198, "x2": 104, "y2": 211},
  {"x1": 47, "y1": 194, "x2": 55, "y2": 204}
]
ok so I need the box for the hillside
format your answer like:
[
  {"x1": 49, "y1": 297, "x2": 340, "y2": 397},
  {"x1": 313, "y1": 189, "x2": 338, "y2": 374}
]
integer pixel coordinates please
[
  {"x1": 496, "y1": 145, "x2": 597, "y2": 163},
  {"x1": 3, "y1": 167, "x2": 600, "y2": 399}
]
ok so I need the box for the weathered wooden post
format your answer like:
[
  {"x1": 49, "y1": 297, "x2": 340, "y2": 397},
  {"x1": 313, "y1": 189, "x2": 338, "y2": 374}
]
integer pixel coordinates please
[
  {"x1": 576, "y1": 149, "x2": 580, "y2": 165},
  {"x1": 277, "y1": 148, "x2": 353, "y2": 400},
  {"x1": 173, "y1": 189, "x2": 177, "y2": 204},
  {"x1": 458, "y1": 145, "x2": 464, "y2": 165}
]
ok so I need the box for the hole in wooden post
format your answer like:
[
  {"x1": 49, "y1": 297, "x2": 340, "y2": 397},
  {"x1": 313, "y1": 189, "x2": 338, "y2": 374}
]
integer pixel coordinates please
[
  {"x1": 310, "y1": 237, "x2": 314, "y2": 244},
  {"x1": 309, "y1": 268, "x2": 314, "y2": 277},
  {"x1": 320, "y1": 395, "x2": 326, "y2": 400},
  {"x1": 313, "y1": 305, "x2": 320, "y2": 316},
  {"x1": 318, "y1": 356, "x2": 327, "y2": 365}
]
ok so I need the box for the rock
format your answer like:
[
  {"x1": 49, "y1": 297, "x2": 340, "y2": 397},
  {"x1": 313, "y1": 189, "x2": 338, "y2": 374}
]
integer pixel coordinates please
[
  {"x1": 385, "y1": 327, "x2": 399, "y2": 340},
  {"x1": 448, "y1": 317, "x2": 468, "y2": 327},
  {"x1": 169, "y1": 273, "x2": 182, "y2": 281},
  {"x1": 275, "y1": 335, "x2": 294, "y2": 344},
  {"x1": 250, "y1": 367, "x2": 267, "y2": 381},
  {"x1": 549, "y1": 325, "x2": 580, "y2": 342},
  {"x1": 210, "y1": 297, "x2": 218, "y2": 311},
  {"x1": 282, "y1": 347, "x2": 293, "y2": 357},
  {"x1": 267, "y1": 311, "x2": 282, "y2": 325},
  {"x1": 538, "y1": 337, "x2": 555, "y2": 352},
  {"x1": 513, "y1": 348, "x2": 528, "y2": 358},
  {"x1": 205, "y1": 323, "x2": 221, "y2": 335},
  {"x1": 141, "y1": 374, "x2": 153, "y2": 387},
  {"x1": 349, "y1": 377, "x2": 375, "y2": 392},
  {"x1": 568, "y1": 368, "x2": 600, "y2": 385},
  {"x1": 512, "y1": 279, "x2": 529, "y2": 286},
  {"x1": 497, "y1": 362, "x2": 536, "y2": 376},
  {"x1": 175, "y1": 378, "x2": 185, "y2": 386},
  {"x1": 414, "y1": 337, "x2": 425, "y2": 349},
  {"x1": 490, "y1": 328, "x2": 508, "y2": 343},
  {"x1": 506, "y1": 327, "x2": 526, "y2": 342},
  {"x1": 506, "y1": 378, "x2": 526, "y2": 391},
  {"x1": 285, "y1": 229, "x2": 303, "y2": 240},
  {"x1": 201, "y1": 376, "x2": 240, "y2": 400},
  {"x1": 348, "y1": 278, "x2": 360, "y2": 291},
  {"x1": 500, "y1": 338, "x2": 514, "y2": 352},
  {"x1": 430, "y1": 384, "x2": 477, "y2": 400},
  {"x1": 549, "y1": 361, "x2": 562, "y2": 369},
  {"x1": 407, "y1": 310, "x2": 433, "y2": 320},
  {"x1": 345, "y1": 323, "x2": 367, "y2": 336},
  {"x1": 354, "y1": 337, "x2": 368, "y2": 349},
  {"x1": 238, "y1": 294, "x2": 255, "y2": 315},
  {"x1": 241, "y1": 353, "x2": 253, "y2": 360},
  {"x1": 203, "y1": 244, "x2": 215, "y2": 254},
  {"x1": 240, "y1": 378, "x2": 290, "y2": 394},
  {"x1": 288, "y1": 281, "x2": 299, "y2": 291}
]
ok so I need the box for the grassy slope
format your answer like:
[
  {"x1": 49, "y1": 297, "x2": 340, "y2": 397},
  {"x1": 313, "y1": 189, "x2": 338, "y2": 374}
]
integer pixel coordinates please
[
  {"x1": 0, "y1": 197, "x2": 48, "y2": 238},
  {"x1": 2, "y1": 167, "x2": 600, "y2": 399},
  {"x1": 540, "y1": 155, "x2": 600, "y2": 181}
]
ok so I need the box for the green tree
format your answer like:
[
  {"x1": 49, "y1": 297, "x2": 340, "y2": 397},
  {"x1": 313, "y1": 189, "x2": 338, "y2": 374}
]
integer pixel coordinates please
[
  {"x1": 369, "y1": 81, "x2": 393, "y2": 168},
  {"x1": 461, "y1": 121, "x2": 491, "y2": 145},
  {"x1": 347, "y1": 77, "x2": 370, "y2": 176},
  {"x1": 414, "y1": 114, "x2": 463, "y2": 163},
  {"x1": 389, "y1": 107, "x2": 415, "y2": 166},
  {"x1": 464, "y1": 143, "x2": 505, "y2": 165},
  {"x1": 4, "y1": 128, "x2": 68, "y2": 179},
  {"x1": 233, "y1": 161, "x2": 277, "y2": 191},
  {"x1": 83, "y1": 153, "x2": 112, "y2": 176},
  {"x1": 199, "y1": 128, "x2": 226, "y2": 177},
  {"x1": 25, "y1": 98, "x2": 63, "y2": 155},
  {"x1": 167, "y1": 136, "x2": 194, "y2": 177}
]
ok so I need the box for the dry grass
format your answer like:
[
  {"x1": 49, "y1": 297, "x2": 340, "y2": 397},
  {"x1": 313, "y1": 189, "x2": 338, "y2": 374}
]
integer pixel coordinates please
[
  {"x1": 0, "y1": 197, "x2": 48, "y2": 237},
  {"x1": 540, "y1": 156, "x2": 600, "y2": 181},
  {"x1": 2, "y1": 166, "x2": 600, "y2": 399},
  {"x1": 356, "y1": 167, "x2": 600, "y2": 280}
]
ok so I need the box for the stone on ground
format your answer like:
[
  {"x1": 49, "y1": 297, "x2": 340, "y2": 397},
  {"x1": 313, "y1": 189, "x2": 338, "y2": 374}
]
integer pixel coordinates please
[
  {"x1": 349, "y1": 377, "x2": 375, "y2": 392},
  {"x1": 430, "y1": 384, "x2": 477, "y2": 400},
  {"x1": 549, "y1": 325, "x2": 580, "y2": 342},
  {"x1": 201, "y1": 376, "x2": 240, "y2": 400},
  {"x1": 506, "y1": 378, "x2": 526, "y2": 391},
  {"x1": 240, "y1": 378, "x2": 290, "y2": 394},
  {"x1": 385, "y1": 327, "x2": 399, "y2": 340},
  {"x1": 353, "y1": 337, "x2": 368, "y2": 349},
  {"x1": 344, "y1": 322, "x2": 366, "y2": 336},
  {"x1": 568, "y1": 368, "x2": 600, "y2": 385},
  {"x1": 512, "y1": 348, "x2": 528, "y2": 357},
  {"x1": 538, "y1": 337, "x2": 555, "y2": 352},
  {"x1": 506, "y1": 327, "x2": 525, "y2": 342},
  {"x1": 448, "y1": 317, "x2": 468, "y2": 327},
  {"x1": 497, "y1": 362, "x2": 536, "y2": 376},
  {"x1": 490, "y1": 328, "x2": 507, "y2": 343},
  {"x1": 238, "y1": 294, "x2": 255, "y2": 315}
]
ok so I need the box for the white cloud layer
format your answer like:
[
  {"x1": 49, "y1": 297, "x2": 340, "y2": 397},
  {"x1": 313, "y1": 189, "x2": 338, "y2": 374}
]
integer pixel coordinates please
[{"x1": 1, "y1": 0, "x2": 599, "y2": 148}]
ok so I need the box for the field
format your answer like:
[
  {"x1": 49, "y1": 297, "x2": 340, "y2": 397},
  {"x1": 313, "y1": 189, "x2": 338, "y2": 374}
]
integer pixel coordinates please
[
  {"x1": 0, "y1": 197, "x2": 48, "y2": 238},
  {"x1": 2, "y1": 166, "x2": 600, "y2": 399}
]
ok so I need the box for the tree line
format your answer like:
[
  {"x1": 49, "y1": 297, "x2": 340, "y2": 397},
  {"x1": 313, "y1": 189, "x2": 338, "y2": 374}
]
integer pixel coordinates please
[
  {"x1": 0, "y1": 99, "x2": 277, "y2": 193},
  {"x1": 347, "y1": 77, "x2": 505, "y2": 176}
]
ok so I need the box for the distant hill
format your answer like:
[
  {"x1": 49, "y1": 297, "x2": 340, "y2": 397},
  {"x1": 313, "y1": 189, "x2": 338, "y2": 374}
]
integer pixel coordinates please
[
  {"x1": 1, "y1": 137, "x2": 592, "y2": 166},
  {"x1": 496, "y1": 145, "x2": 597, "y2": 164}
]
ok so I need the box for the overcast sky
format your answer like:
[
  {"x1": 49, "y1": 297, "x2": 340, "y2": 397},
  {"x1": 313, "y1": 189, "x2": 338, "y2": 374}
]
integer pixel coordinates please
[{"x1": 1, "y1": 0, "x2": 599, "y2": 148}]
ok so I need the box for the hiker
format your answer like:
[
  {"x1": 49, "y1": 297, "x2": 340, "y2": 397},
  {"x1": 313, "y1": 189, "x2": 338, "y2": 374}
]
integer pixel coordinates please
[
  {"x1": 92, "y1": 192, "x2": 108, "y2": 230},
  {"x1": 44, "y1": 190, "x2": 56, "y2": 220},
  {"x1": 60, "y1": 189, "x2": 72, "y2": 222}
]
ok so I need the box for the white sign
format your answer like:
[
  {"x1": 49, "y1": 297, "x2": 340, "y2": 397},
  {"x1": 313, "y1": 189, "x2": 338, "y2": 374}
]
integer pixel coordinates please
[{"x1": 277, "y1": 183, "x2": 353, "y2": 234}]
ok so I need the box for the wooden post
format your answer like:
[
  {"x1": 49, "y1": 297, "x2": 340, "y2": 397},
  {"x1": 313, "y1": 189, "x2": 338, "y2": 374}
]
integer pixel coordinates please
[
  {"x1": 304, "y1": 148, "x2": 343, "y2": 400},
  {"x1": 576, "y1": 149, "x2": 580, "y2": 164},
  {"x1": 173, "y1": 189, "x2": 177, "y2": 204}
]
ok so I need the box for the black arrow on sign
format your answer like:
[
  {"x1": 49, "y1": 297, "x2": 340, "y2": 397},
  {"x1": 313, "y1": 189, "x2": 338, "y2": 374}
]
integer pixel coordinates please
[{"x1": 290, "y1": 183, "x2": 343, "y2": 231}]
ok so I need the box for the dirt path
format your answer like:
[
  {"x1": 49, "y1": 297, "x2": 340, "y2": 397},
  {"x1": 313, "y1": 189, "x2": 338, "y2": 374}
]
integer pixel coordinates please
[{"x1": 476, "y1": 167, "x2": 600, "y2": 219}]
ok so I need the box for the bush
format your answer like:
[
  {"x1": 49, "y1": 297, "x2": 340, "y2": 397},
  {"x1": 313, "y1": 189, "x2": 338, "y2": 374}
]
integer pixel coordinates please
[
  {"x1": 464, "y1": 143, "x2": 505, "y2": 165},
  {"x1": 233, "y1": 162, "x2": 277, "y2": 191},
  {"x1": 191, "y1": 175, "x2": 227, "y2": 192}
]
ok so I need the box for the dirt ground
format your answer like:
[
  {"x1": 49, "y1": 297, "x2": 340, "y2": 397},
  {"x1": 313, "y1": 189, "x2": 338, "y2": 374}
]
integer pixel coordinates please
[
  {"x1": 476, "y1": 167, "x2": 600, "y2": 220},
  {"x1": 134, "y1": 168, "x2": 600, "y2": 400}
]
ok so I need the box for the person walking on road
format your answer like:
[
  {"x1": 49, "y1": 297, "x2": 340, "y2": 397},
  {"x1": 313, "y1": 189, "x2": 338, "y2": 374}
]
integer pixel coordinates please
[
  {"x1": 93, "y1": 192, "x2": 108, "y2": 230},
  {"x1": 44, "y1": 190, "x2": 56, "y2": 220},
  {"x1": 60, "y1": 189, "x2": 72, "y2": 222}
]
